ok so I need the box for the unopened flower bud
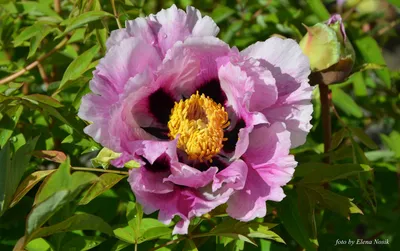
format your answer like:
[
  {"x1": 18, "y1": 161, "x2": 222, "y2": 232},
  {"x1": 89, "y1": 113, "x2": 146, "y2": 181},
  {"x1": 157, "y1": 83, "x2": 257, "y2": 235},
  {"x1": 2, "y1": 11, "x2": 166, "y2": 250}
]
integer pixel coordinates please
[{"x1": 300, "y1": 14, "x2": 355, "y2": 85}]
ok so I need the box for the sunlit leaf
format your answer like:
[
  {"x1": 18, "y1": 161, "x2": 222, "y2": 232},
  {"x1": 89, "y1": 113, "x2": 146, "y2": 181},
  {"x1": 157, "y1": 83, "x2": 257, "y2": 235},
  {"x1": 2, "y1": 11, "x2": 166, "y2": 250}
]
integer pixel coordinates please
[
  {"x1": 10, "y1": 170, "x2": 55, "y2": 208},
  {"x1": 354, "y1": 36, "x2": 391, "y2": 88},
  {"x1": 59, "y1": 45, "x2": 100, "y2": 90},
  {"x1": 79, "y1": 173, "x2": 126, "y2": 205},
  {"x1": 62, "y1": 11, "x2": 113, "y2": 35},
  {"x1": 332, "y1": 87, "x2": 363, "y2": 118}
]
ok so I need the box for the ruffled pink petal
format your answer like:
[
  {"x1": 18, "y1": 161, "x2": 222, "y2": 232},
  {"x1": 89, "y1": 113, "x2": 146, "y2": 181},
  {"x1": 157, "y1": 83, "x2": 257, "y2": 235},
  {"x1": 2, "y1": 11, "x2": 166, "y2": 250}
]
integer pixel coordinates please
[
  {"x1": 106, "y1": 28, "x2": 130, "y2": 50},
  {"x1": 218, "y1": 62, "x2": 253, "y2": 114},
  {"x1": 212, "y1": 159, "x2": 248, "y2": 192},
  {"x1": 241, "y1": 37, "x2": 313, "y2": 148},
  {"x1": 219, "y1": 51, "x2": 278, "y2": 112},
  {"x1": 244, "y1": 122, "x2": 290, "y2": 165},
  {"x1": 156, "y1": 36, "x2": 230, "y2": 98},
  {"x1": 96, "y1": 37, "x2": 162, "y2": 94},
  {"x1": 129, "y1": 168, "x2": 173, "y2": 194},
  {"x1": 244, "y1": 122, "x2": 296, "y2": 202},
  {"x1": 165, "y1": 164, "x2": 218, "y2": 188},
  {"x1": 105, "y1": 71, "x2": 159, "y2": 151},
  {"x1": 131, "y1": 184, "x2": 231, "y2": 235},
  {"x1": 226, "y1": 167, "x2": 270, "y2": 221},
  {"x1": 230, "y1": 112, "x2": 269, "y2": 161},
  {"x1": 125, "y1": 5, "x2": 219, "y2": 56}
]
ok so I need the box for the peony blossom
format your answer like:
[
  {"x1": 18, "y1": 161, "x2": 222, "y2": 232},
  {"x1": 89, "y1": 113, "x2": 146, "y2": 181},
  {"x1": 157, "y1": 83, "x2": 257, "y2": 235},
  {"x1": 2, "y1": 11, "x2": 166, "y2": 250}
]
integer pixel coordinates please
[{"x1": 78, "y1": 5, "x2": 313, "y2": 234}]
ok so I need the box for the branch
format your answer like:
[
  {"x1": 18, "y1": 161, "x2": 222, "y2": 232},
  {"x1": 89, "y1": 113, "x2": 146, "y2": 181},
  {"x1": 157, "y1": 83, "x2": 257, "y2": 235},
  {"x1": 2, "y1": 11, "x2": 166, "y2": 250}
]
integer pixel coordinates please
[
  {"x1": 0, "y1": 37, "x2": 69, "y2": 85},
  {"x1": 54, "y1": 0, "x2": 61, "y2": 14}
]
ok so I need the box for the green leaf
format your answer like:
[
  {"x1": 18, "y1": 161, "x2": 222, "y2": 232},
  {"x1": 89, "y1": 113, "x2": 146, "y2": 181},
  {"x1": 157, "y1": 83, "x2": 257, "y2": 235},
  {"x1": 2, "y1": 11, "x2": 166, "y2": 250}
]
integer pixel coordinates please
[
  {"x1": 205, "y1": 219, "x2": 281, "y2": 245},
  {"x1": 91, "y1": 147, "x2": 121, "y2": 169},
  {"x1": 0, "y1": 142, "x2": 12, "y2": 216},
  {"x1": 277, "y1": 195, "x2": 317, "y2": 251},
  {"x1": 296, "y1": 187, "x2": 318, "y2": 240},
  {"x1": 307, "y1": 0, "x2": 330, "y2": 20},
  {"x1": 34, "y1": 158, "x2": 97, "y2": 207},
  {"x1": 59, "y1": 45, "x2": 100, "y2": 90},
  {"x1": 9, "y1": 170, "x2": 55, "y2": 208},
  {"x1": 34, "y1": 158, "x2": 72, "y2": 205},
  {"x1": 0, "y1": 105, "x2": 23, "y2": 148},
  {"x1": 112, "y1": 218, "x2": 171, "y2": 245},
  {"x1": 294, "y1": 162, "x2": 330, "y2": 178},
  {"x1": 351, "y1": 139, "x2": 377, "y2": 212},
  {"x1": 349, "y1": 127, "x2": 378, "y2": 149},
  {"x1": 299, "y1": 163, "x2": 371, "y2": 184},
  {"x1": 330, "y1": 128, "x2": 347, "y2": 151},
  {"x1": 79, "y1": 173, "x2": 126, "y2": 205},
  {"x1": 114, "y1": 225, "x2": 135, "y2": 244},
  {"x1": 26, "y1": 190, "x2": 72, "y2": 238},
  {"x1": 387, "y1": 0, "x2": 400, "y2": 7},
  {"x1": 28, "y1": 213, "x2": 114, "y2": 242},
  {"x1": 28, "y1": 26, "x2": 54, "y2": 59},
  {"x1": 331, "y1": 87, "x2": 363, "y2": 118},
  {"x1": 354, "y1": 36, "x2": 391, "y2": 88},
  {"x1": 0, "y1": 137, "x2": 38, "y2": 216},
  {"x1": 183, "y1": 239, "x2": 198, "y2": 251},
  {"x1": 304, "y1": 185, "x2": 363, "y2": 218},
  {"x1": 351, "y1": 72, "x2": 367, "y2": 97},
  {"x1": 137, "y1": 218, "x2": 171, "y2": 244},
  {"x1": 211, "y1": 5, "x2": 235, "y2": 23},
  {"x1": 70, "y1": 171, "x2": 98, "y2": 191},
  {"x1": 365, "y1": 150, "x2": 395, "y2": 161},
  {"x1": 246, "y1": 224, "x2": 285, "y2": 244},
  {"x1": 351, "y1": 138, "x2": 370, "y2": 165},
  {"x1": 23, "y1": 94, "x2": 63, "y2": 108},
  {"x1": 111, "y1": 240, "x2": 132, "y2": 251},
  {"x1": 61, "y1": 236, "x2": 105, "y2": 251},
  {"x1": 14, "y1": 22, "x2": 50, "y2": 46},
  {"x1": 380, "y1": 131, "x2": 400, "y2": 158},
  {"x1": 25, "y1": 238, "x2": 54, "y2": 251},
  {"x1": 63, "y1": 11, "x2": 114, "y2": 35},
  {"x1": 126, "y1": 201, "x2": 142, "y2": 238}
]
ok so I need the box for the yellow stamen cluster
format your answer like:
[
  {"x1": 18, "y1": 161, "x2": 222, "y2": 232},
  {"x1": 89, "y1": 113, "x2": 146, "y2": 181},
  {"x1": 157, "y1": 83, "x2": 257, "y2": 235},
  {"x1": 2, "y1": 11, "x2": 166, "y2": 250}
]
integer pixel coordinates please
[{"x1": 168, "y1": 92, "x2": 229, "y2": 162}]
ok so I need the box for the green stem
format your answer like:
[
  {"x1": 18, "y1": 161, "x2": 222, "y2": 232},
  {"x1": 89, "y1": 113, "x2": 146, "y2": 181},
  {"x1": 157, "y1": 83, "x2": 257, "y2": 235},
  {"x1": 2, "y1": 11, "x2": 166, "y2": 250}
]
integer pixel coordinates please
[
  {"x1": 71, "y1": 167, "x2": 128, "y2": 175},
  {"x1": 111, "y1": 0, "x2": 122, "y2": 29}
]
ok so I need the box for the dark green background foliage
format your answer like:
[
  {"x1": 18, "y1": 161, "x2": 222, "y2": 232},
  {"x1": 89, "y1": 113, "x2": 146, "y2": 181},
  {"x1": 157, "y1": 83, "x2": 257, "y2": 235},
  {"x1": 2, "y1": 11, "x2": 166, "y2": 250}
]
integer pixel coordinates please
[{"x1": 0, "y1": 0, "x2": 399, "y2": 250}]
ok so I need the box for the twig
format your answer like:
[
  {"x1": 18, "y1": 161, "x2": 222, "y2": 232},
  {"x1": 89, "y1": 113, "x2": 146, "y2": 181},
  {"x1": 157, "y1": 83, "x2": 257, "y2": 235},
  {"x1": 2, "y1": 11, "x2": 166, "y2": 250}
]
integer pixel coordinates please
[
  {"x1": 71, "y1": 167, "x2": 129, "y2": 175},
  {"x1": 0, "y1": 37, "x2": 69, "y2": 85},
  {"x1": 54, "y1": 0, "x2": 61, "y2": 14},
  {"x1": 37, "y1": 63, "x2": 50, "y2": 88},
  {"x1": 111, "y1": 0, "x2": 122, "y2": 29},
  {"x1": 319, "y1": 84, "x2": 332, "y2": 163},
  {"x1": 377, "y1": 20, "x2": 400, "y2": 36}
]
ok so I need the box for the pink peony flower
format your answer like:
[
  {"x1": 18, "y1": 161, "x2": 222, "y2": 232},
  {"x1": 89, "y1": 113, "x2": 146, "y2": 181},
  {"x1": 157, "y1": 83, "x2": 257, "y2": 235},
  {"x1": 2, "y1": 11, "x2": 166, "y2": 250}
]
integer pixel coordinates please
[{"x1": 78, "y1": 5, "x2": 313, "y2": 234}]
